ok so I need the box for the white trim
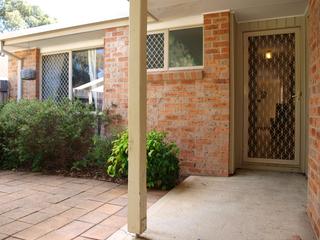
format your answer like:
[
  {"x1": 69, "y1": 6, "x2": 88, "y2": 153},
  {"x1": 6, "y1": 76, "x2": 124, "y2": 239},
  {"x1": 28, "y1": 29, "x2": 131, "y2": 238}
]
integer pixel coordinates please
[
  {"x1": 39, "y1": 54, "x2": 42, "y2": 100},
  {"x1": 303, "y1": 4, "x2": 309, "y2": 16},
  {"x1": 73, "y1": 78, "x2": 104, "y2": 91},
  {"x1": 3, "y1": 19, "x2": 129, "y2": 46},
  {"x1": 147, "y1": 68, "x2": 166, "y2": 73},
  {"x1": 168, "y1": 66, "x2": 204, "y2": 71},
  {"x1": 17, "y1": 60, "x2": 22, "y2": 101},
  {"x1": 164, "y1": 29, "x2": 169, "y2": 70},
  {"x1": 147, "y1": 66, "x2": 204, "y2": 73},
  {"x1": 41, "y1": 50, "x2": 71, "y2": 56},
  {"x1": 0, "y1": 17, "x2": 127, "y2": 41},
  {"x1": 68, "y1": 51, "x2": 72, "y2": 100},
  {"x1": 202, "y1": 9, "x2": 231, "y2": 16}
]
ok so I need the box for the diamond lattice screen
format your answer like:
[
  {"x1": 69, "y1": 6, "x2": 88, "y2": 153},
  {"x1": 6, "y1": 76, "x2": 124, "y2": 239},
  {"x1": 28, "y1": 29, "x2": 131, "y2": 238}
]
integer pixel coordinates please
[
  {"x1": 247, "y1": 33, "x2": 296, "y2": 160},
  {"x1": 42, "y1": 53, "x2": 69, "y2": 102},
  {"x1": 147, "y1": 33, "x2": 164, "y2": 69}
]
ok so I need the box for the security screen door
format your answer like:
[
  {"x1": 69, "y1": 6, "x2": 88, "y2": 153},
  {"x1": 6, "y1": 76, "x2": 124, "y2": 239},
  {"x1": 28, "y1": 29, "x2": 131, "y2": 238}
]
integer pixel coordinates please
[{"x1": 243, "y1": 29, "x2": 300, "y2": 166}]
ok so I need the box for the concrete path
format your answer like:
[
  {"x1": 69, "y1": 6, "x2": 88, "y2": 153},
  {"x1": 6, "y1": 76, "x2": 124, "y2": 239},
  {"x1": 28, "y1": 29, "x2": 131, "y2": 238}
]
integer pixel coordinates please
[
  {"x1": 0, "y1": 171, "x2": 165, "y2": 240},
  {"x1": 108, "y1": 170, "x2": 315, "y2": 240}
]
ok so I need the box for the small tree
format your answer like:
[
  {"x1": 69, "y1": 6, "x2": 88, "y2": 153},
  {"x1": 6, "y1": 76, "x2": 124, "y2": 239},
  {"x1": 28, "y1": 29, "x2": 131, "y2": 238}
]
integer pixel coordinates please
[{"x1": 0, "y1": 0, "x2": 55, "y2": 32}]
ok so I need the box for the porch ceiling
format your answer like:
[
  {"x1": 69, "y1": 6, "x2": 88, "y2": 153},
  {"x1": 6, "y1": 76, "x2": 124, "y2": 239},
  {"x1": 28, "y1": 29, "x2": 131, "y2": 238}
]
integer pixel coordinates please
[{"x1": 148, "y1": 0, "x2": 308, "y2": 22}]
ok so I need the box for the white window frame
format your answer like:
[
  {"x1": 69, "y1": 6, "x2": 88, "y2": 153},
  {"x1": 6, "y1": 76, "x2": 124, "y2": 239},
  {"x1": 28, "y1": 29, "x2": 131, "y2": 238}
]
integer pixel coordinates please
[
  {"x1": 147, "y1": 25, "x2": 204, "y2": 72},
  {"x1": 40, "y1": 50, "x2": 72, "y2": 100},
  {"x1": 40, "y1": 46, "x2": 104, "y2": 100},
  {"x1": 146, "y1": 30, "x2": 168, "y2": 72}
]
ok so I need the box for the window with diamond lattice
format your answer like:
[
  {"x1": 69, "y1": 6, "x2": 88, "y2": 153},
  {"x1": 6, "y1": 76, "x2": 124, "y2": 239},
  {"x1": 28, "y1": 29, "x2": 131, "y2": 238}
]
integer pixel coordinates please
[
  {"x1": 41, "y1": 53, "x2": 69, "y2": 102},
  {"x1": 147, "y1": 33, "x2": 164, "y2": 69}
]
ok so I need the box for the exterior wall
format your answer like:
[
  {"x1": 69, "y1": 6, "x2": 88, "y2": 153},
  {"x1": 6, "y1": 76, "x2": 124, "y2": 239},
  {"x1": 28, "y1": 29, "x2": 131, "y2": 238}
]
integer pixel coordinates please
[
  {"x1": 104, "y1": 12, "x2": 230, "y2": 176},
  {"x1": 307, "y1": 0, "x2": 320, "y2": 239},
  {"x1": 8, "y1": 49, "x2": 40, "y2": 100}
]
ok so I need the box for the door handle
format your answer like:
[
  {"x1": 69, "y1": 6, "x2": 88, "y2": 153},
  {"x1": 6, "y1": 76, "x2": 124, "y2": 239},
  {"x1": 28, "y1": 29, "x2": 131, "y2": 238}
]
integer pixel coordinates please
[{"x1": 291, "y1": 92, "x2": 302, "y2": 100}]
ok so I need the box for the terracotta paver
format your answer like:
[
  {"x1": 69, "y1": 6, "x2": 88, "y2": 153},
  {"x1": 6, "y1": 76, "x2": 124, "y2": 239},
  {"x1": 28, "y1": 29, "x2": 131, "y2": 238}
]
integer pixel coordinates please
[
  {"x1": 19, "y1": 212, "x2": 52, "y2": 225},
  {"x1": 96, "y1": 203, "x2": 123, "y2": 215},
  {"x1": 37, "y1": 221, "x2": 93, "y2": 240},
  {"x1": 0, "y1": 171, "x2": 167, "y2": 239},
  {"x1": 81, "y1": 224, "x2": 117, "y2": 240},
  {"x1": 0, "y1": 216, "x2": 14, "y2": 226},
  {"x1": 78, "y1": 210, "x2": 110, "y2": 224},
  {"x1": 0, "y1": 221, "x2": 31, "y2": 235},
  {"x1": 0, "y1": 233, "x2": 7, "y2": 240},
  {"x1": 100, "y1": 215, "x2": 127, "y2": 228}
]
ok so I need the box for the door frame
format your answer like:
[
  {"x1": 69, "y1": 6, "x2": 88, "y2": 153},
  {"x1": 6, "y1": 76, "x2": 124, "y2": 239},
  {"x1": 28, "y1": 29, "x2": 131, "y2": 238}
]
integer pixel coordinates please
[{"x1": 242, "y1": 28, "x2": 301, "y2": 167}]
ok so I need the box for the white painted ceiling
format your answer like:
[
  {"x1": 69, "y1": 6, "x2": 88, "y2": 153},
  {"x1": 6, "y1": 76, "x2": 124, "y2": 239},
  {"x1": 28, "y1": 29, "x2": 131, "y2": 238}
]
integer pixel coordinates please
[{"x1": 148, "y1": 0, "x2": 308, "y2": 22}]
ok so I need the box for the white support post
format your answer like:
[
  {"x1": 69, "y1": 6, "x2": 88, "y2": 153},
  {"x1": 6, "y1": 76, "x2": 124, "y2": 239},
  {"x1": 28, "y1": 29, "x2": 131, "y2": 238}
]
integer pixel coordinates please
[
  {"x1": 128, "y1": 0, "x2": 148, "y2": 235},
  {"x1": 17, "y1": 59, "x2": 22, "y2": 101}
]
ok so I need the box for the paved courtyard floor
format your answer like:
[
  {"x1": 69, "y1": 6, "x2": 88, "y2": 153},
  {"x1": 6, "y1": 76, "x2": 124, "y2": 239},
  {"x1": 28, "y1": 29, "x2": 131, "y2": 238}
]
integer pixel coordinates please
[{"x1": 0, "y1": 171, "x2": 166, "y2": 240}]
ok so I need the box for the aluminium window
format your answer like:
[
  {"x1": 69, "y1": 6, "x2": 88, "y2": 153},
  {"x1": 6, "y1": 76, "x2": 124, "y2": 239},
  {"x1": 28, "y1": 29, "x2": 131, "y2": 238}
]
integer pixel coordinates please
[
  {"x1": 147, "y1": 33, "x2": 165, "y2": 70},
  {"x1": 41, "y1": 53, "x2": 70, "y2": 102},
  {"x1": 72, "y1": 48, "x2": 104, "y2": 111},
  {"x1": 169, "y1": 27, "x2": 203, "y2": 68},
  {"x1": 147, "y1": 26, "x2": 203, "y2": 70},
  {"x1": 41, "y1": 48, "x2": 104, "y2": 111}
]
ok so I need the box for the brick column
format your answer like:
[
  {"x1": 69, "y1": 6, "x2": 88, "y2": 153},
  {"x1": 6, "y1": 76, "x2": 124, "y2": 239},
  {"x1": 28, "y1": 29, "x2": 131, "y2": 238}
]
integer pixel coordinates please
[
  {"x1": 307, "y1": 0, "x2": 320, "y2": 239},
  {"x1": 104, "y1": 26, "x2": 129, "y2": 127},
  {"x1": 8, "y1": 49, "x2": 40, "y2": 100}
]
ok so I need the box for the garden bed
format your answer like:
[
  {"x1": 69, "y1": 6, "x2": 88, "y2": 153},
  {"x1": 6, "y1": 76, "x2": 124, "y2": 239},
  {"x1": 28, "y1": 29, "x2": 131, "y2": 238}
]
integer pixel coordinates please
[{"x1": 0, "y1": 100, "x2": 181, "y2": 190}]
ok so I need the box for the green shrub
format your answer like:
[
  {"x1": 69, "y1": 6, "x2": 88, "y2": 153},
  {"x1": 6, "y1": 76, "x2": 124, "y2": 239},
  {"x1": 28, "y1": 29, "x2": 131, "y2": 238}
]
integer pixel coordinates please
[
  {"x1": 72, "y1": 135, "x2": 114, "y2": 171},
  {"x1": 146, "y1": 130, "x2": 180, "y2": 189},
  {"x1": 107, "y1": 130, "x2": 180, "y2": 190},
  {"x1": 0, "y1": 99, "x2": 97, "y2": 171},
  {"x1": 0, "y1": 103, "x2": 5, "y2": 111},
  {"x1": 106, "y1": 131, "x2": 129, "y2": 178}
]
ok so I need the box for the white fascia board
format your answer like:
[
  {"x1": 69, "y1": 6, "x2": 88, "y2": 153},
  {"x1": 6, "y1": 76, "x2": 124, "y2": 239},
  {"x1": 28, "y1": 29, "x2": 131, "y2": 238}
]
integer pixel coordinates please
[{"x1": 3, "y1": 18, "x2": 129, "y2": 46}]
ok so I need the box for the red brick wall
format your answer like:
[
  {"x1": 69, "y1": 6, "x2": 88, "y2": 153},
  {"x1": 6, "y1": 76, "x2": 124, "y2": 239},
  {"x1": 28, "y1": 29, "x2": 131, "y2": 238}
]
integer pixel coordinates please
[
  {"x1": 8, "y1": 49, "x2": 40, "y2": 100},
  {"x1": 104, "y1": 27, "x2": 129, "y2": 126},
  {"x1": 104, "y1": 12, "x2": 230, "y2": 176},
  {"x1": 308, "y1": 0, "x2": 320, "y2": 239}
]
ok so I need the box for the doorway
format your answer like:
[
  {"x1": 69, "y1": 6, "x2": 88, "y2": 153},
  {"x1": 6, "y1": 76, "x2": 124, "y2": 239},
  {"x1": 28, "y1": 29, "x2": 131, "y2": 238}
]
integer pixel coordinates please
[{"x1": 242, "y1": 29, "x2": 301, "y2": 168}]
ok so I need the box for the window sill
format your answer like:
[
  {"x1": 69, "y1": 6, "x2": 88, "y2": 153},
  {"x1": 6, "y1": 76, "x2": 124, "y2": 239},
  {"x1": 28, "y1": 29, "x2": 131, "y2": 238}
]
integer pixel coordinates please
[
  {"x1": 147, "y1": 68, "x2": 204, "y2": 81},
  {"x1": 147, "y1": 66, "x2": 204, "y2": 73}
]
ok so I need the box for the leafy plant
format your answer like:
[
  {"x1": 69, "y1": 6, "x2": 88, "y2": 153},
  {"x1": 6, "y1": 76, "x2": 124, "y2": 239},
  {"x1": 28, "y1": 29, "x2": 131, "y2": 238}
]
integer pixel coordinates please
[
  {"x1": 72, "y1": 135, "x2": 114, "y2": 171},
  {"x1": 107, "y1": 131, "x2": 129, "y2": 178},
  {"x1": 146, "y1": 130, "x2": 179, "y2": 189},
  {"x1": 0, "y1": 99, "x2": 97, "y2": 171},
  {"x1": 107, "y1": 130, "x2": 180, "y2": 190}
]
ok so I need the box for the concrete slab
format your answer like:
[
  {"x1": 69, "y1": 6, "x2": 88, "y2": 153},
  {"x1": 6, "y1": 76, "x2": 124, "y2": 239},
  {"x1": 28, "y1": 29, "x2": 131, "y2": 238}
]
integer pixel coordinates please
[{"x1": 108, "y1": 170, "x2": 315, "y2": 240}]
